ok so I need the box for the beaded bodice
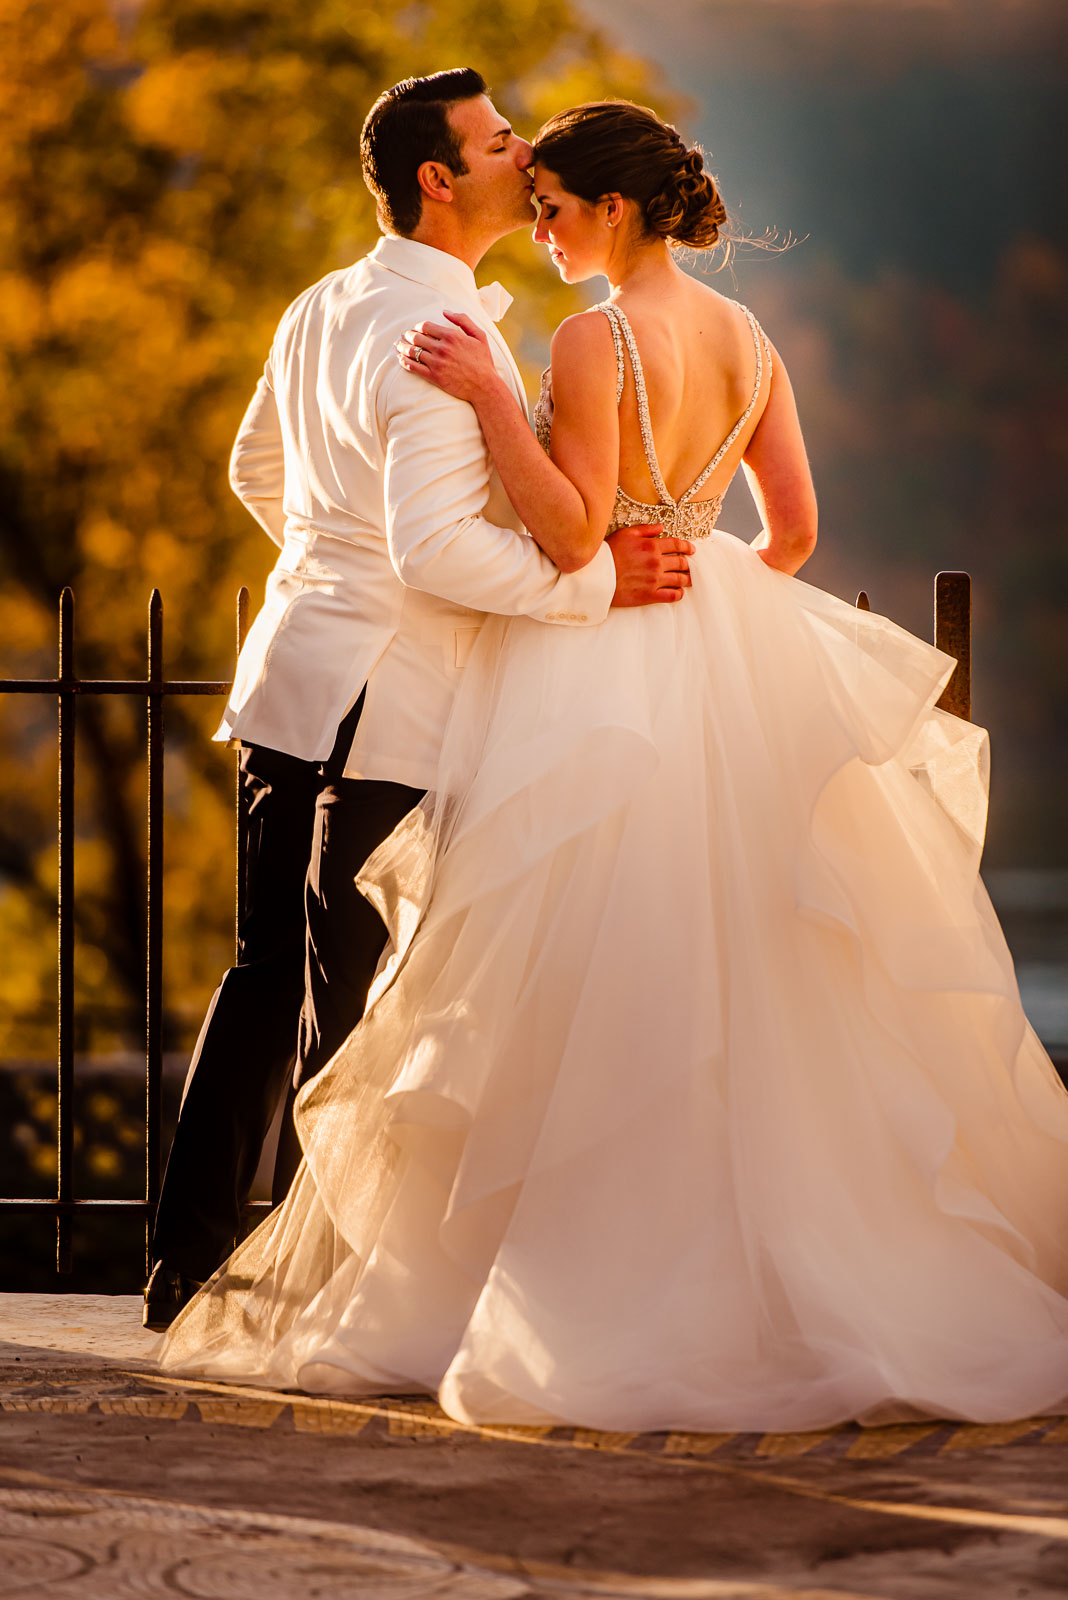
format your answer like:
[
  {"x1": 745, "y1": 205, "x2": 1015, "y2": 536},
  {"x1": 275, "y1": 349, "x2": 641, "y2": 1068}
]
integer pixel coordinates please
[{"x1": 533, "y1": 300, "x2": 771, "y2": 539}]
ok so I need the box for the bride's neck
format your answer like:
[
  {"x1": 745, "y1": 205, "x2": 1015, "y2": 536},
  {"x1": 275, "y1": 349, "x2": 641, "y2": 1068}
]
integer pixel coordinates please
[{"x1": 605, "y1": 236, "x2": 682, "y2": 299}]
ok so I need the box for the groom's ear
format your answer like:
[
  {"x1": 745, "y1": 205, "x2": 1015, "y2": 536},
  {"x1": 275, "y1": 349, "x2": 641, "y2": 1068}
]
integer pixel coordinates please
[{"x1": 416, "y1": 161, "x2": 457, "y2": 208}]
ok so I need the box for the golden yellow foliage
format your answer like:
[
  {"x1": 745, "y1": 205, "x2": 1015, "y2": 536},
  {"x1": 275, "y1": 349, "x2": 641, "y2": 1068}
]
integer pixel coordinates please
[{"x1": 0, "y1": 0, "x2": 674, "y2": 1056}]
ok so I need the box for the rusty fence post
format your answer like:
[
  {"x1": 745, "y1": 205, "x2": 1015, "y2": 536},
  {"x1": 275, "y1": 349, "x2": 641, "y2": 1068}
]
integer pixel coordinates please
[
  {"x1": 934, "y1": 571, "x2": 972, "y2": 721},
  {"x1": 857, "y1": 576, "x2": 971, "y2": 723}
]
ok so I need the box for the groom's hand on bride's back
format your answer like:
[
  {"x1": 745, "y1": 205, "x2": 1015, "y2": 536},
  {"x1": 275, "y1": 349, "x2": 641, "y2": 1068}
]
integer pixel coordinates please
[{"x1": 607, "y1": 525, "x2": 694, "y2": 607}]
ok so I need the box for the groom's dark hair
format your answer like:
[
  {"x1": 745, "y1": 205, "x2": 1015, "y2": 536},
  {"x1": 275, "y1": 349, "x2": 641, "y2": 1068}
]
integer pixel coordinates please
[{"x1": 361, "y1": 68, "x2": 488, "y2": 236}]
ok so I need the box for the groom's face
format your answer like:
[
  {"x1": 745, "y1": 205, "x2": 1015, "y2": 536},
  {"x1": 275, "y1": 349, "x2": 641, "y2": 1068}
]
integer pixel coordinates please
[{"x1": 446, "y1": 95, "x2": 535, "y2": 239}]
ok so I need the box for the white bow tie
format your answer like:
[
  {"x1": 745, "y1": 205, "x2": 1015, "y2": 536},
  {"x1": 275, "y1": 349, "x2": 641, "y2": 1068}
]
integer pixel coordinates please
[{"x1": 477, "y1": 282, "x2": 513, "y2": 322}]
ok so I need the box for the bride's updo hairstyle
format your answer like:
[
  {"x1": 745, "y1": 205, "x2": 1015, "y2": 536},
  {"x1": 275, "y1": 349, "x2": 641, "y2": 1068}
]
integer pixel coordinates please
[{"x1": 532, "y1": 101, "x2": 727, "y2": 251}]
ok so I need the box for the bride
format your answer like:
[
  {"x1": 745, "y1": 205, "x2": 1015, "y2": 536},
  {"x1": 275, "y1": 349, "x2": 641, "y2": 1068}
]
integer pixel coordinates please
[{"x1": 159, "y1": 100, "x2": 1068, "y2": 1431}]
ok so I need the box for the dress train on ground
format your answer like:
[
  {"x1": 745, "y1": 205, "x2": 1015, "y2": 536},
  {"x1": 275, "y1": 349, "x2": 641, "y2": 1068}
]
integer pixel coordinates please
[{"x1": 159, "y1": 528, "x2": 1068, "y2": 1432}]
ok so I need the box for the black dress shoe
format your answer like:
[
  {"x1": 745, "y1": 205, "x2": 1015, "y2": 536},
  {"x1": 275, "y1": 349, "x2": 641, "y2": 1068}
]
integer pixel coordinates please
[{"x1": 143, "y1": 1261, "x2": 204, "y2": 1331}]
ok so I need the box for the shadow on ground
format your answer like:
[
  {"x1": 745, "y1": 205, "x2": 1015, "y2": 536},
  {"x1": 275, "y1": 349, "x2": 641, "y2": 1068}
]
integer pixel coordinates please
[{"x1": 1, "y1": 1295, "x2": 1066, "y2": 1598}]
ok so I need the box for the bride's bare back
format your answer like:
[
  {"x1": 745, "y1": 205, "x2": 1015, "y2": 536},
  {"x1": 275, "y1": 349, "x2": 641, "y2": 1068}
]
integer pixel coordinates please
[
  {"x1": 612, "y1": 281, "x2": 769, "y2": 507},
  {"x1": 545, "y1": 269, "x2": 817, "y2": 575}
]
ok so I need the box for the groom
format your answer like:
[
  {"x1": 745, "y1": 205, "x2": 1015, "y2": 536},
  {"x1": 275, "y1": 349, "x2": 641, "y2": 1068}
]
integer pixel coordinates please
[{"x1": 144, "y1": 67, "x2": 694, "y2": 1328}]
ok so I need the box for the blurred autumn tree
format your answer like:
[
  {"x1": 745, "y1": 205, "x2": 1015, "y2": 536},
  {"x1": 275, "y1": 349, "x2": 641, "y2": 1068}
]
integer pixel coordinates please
[{"x1": 0, "y1": 0, "x2": 670, "y2": 1058}]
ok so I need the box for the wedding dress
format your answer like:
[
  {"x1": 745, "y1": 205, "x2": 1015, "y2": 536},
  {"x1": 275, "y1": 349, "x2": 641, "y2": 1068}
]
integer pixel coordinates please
[{"x1": 159, "y1": 302, "x2": 1068, "y2": 1432}]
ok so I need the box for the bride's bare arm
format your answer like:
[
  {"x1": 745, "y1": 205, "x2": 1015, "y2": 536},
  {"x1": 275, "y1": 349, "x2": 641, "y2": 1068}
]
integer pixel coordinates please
[
  {"x1": 397, "y1": 310, "x2": 623, "y2": 574},
  {"x1": 741, "y1": 342, "x2": 818, "y2": 576}
]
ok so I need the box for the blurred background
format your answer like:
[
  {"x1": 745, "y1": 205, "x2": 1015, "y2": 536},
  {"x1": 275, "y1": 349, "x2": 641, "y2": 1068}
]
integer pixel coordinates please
[{"x1": 1, "y1": 0, "x2": 1064, "y2": 1286}]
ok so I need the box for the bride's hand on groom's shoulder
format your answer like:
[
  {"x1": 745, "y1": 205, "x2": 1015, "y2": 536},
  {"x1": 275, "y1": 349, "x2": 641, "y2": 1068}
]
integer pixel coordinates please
[{"x1": 396, "y1": 313, "x2": 501, "y2": 406}]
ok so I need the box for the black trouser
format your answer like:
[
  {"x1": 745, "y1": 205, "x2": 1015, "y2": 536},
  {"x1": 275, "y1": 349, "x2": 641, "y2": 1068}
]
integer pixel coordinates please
[{"x1": 151, "y1": 701, "x2": 420, "y2": 1281}]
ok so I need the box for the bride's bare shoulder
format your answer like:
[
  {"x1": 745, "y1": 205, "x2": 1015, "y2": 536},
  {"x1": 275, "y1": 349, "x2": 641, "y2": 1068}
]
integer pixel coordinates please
[
  {"x1": 548, "y1": 309, "x2": 619, "y2": 387},
  {"x1": 550, "y1": 307, "x2": 618, "y2": 352},
  {"x1": 686, "y1": 280, "x2": 753, "y2": 323}
]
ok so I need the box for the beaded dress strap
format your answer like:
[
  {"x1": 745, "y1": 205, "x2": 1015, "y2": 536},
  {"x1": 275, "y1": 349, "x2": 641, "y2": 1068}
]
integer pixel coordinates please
[
  {"x1": 609, "y1": 313, "x2": 625, "y2": 404},
  {"x1": 595, "y1": 302, "x2": 672, "y2": 504},
  {"x1": 592, "y1": 303, "x2": 626, "y2": 403},
  {"x1": 593, "y1": 300, "x2": 770, "y2": 507}
]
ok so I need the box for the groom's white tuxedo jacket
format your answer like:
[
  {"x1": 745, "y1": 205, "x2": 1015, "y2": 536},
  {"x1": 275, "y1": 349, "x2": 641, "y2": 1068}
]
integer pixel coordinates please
[{"x1": 217, "y1": 234, "x2": 615, "y2": 788}]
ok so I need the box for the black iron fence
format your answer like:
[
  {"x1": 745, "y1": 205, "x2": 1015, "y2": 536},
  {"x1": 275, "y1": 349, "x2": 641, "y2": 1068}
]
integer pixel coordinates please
[
  {"x1": 0, "y1": 572, "x2": 973, "y2": 1279},
  {"x1": 0, "y1": 586, "x2": 267, "y2": 1274}
]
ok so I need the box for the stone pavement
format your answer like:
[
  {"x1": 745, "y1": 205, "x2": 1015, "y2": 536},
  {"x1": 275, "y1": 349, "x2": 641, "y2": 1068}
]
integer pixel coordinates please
[{"x1": 1, "y1": 1296, "x2": 1066, "y2": 1598}]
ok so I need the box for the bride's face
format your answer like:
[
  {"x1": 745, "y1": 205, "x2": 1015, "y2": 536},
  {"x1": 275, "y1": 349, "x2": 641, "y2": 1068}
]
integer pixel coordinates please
[{"x1": 531, "y1": 164, "x2": 610, "y2": 283}]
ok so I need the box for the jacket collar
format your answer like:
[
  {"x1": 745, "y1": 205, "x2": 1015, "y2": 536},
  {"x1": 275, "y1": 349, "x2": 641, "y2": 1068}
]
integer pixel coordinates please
[
  {"x1": 370, "y1": 235, "x2": 513, "y2": 322},
  {"x1": 371, "y1": 235, "x2": 482, "y2": 302},
  {"x1": 370, "y1": 234, "x2": 524, "y2": 405}
]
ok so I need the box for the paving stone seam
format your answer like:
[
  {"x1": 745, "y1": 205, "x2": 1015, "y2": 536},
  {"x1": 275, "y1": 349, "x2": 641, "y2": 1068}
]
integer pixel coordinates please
[
  {"x1": 4, "y1": 1376, "x2": 1064, "y2": 1463},
  {"x1": 5, "y1": 1383, "x2": 1068, "y2": 1546}
]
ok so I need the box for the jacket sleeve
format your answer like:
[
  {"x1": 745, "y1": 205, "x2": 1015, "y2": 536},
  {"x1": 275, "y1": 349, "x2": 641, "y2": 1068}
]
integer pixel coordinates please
[
  {"x1": 380, "y1": 363, "x2": 615, "y2": 625},
  {"x1": 229, "y1": 362, "x2": 287, "y2": 549}
]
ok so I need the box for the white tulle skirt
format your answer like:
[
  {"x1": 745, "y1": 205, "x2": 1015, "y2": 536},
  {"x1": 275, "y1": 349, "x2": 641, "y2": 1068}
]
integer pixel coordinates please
[{"x1": 159, "y1": 529, "x2": 1068, "y2": 1431}]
